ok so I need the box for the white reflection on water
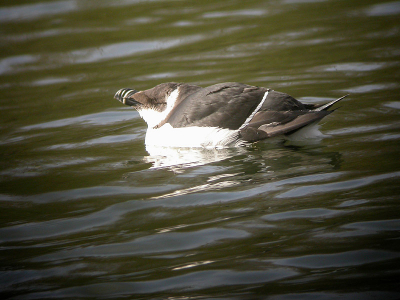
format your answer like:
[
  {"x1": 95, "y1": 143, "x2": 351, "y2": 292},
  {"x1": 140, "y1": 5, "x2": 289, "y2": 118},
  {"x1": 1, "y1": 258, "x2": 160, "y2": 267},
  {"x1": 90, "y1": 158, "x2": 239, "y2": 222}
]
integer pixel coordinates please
[
  {"x1": 134, "y1": 70, "x2": 209, "y2": 81},
  {"x1": 21, "y1": 109, "x2": 139, "y2": 130},
  {"x1": 107, "y1": 0, "x2": 162, "y2": 7},
  {"x1": 339, "y1": 83, "x2": 398, "y2": 93},
  {"x1": 0, "y1": 0, "x2": 165, "y2": 24},
  {"x1": 326, "y1": 124, "x2": 393, "y2": 135},
  {"x1": 0, "y1": 54, "x2": 39, "y2": 75},
  {"x1": 69, "y1": 39, "x2": 195, "y2": 63},
  {"x1": 152, "y1": 180, "x2": 240, "y2": 199},
  {"x1": 1, "y1": 28, "x2": 116, "y2": 44},
  {"x1": 365, "y1": 1, "x2": 400, "y2": 16},
  {"x1": 0, "y1": 0, "x2": 77, "y2": 23},
  {"x1": 384, "y1": 101, "x2": 400, "y2": 109},
  {"x1": 172, "y1": 260, "x2": 214, "y2": 271},
  {"x1": 202, "y1": 9, "x2": 267, "y2": 18},
  {"x1": 319, "y1": 62, "x2": 387, "y2": 72},
  {"x1": 47, "y1": 134, "x2": 140, "y2": 150},
  {"x1": 31, "y1": 77, "x2": 71, "y2": 86},
  {"x1": 0, "y1": 34, "x2": 207, "y2": 73},
  {"x1": 125, "y1": 16, "x2": 161, "y2": 25},
  {"x1": 283, "y1": 0, "x2": 328, "y2": 3}
]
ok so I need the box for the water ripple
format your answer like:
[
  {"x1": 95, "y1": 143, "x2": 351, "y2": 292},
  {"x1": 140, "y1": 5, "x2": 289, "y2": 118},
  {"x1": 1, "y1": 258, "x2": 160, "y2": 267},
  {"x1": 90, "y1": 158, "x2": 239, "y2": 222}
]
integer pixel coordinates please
[
  {"x1": 317, "y1": 219, "x2": 400, "y2": 238},
  {"x1": 47, "y1": 134, "x2": 140, "y2": 150},
  {"x1": 262, "y1": 208, "x2": 344, "y2": 221},
  {"x1": 365, "y1": 1, "x2": 400, "y2": 16},
  {"x1": 18, "y1": 269, "x2": 298, "y2": 298},
  {"x1": 21, "y1": 109, "x2": 138, "y2": 130},
  {"x1": 33, "y1": 227, "x2": 250, "y2": 261},
  {"x1": 1, "y1": 0, "x2": 400, "y2": 298},
  {"x1": 0, "y1": 54, "x2": 40, "y2": 75},
  {"x1": 68, "y1": 38, "x2": 198, "y2": 63},
  {"x1": 202, "y1": 9, "x2": 267, "y2": 18},
  {"x1": 0, "y1": 198, "x2": 155, "y2": 243},
  {"x1": 0, "y1": 1, "x2": 77, "y2": 23},
  {"x1": 276, "y1": 171, "x2": 400, "y2": 198},
  {"x1": 339, "y1": 83, "x2": 398, "y2": 93},
  {"x1": 271, "y1": 249, "x2": 400, "y2": 268},
  {"x1": 316, "y1": 62, "x2": 388, "y2": 72}
]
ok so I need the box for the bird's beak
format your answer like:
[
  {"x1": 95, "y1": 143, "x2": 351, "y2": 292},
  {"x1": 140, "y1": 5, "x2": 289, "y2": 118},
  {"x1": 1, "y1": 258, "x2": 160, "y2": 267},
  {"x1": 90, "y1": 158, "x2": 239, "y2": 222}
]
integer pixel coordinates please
[{"x1": 114, "y1": 88, "x2": 139, "y2": 106}]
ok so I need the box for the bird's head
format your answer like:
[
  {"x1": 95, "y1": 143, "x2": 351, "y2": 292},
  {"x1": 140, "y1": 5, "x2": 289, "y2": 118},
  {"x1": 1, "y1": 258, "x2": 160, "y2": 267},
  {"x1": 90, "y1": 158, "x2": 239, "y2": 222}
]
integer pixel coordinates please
[{"x1": 114, "y1": 82, "x2": 181, "y2": 128}]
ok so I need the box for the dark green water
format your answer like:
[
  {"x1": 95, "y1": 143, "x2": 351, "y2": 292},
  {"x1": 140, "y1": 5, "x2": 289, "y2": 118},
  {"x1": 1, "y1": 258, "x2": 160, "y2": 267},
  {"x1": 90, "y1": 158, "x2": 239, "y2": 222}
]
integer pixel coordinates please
[{"x1": 1, "y1": 0, "x2": 400, "y2": 299}]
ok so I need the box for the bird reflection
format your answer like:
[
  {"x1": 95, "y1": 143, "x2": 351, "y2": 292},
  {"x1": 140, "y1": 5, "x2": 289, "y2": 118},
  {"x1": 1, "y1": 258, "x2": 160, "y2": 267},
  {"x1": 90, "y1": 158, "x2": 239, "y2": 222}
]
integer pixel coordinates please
[
  {"x1": 142, "y1": 133, "x2": 341, "y2": 172},
  {"x1": 144, "y1": 145, "x2": 247, "y2": 169}
]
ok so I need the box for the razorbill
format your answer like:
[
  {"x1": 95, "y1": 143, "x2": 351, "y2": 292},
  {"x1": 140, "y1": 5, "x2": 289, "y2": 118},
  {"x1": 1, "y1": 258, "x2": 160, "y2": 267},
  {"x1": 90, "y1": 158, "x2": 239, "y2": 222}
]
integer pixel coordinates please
[{"x1": 114, "y1": 82, "x2": 347, "y2": 148}]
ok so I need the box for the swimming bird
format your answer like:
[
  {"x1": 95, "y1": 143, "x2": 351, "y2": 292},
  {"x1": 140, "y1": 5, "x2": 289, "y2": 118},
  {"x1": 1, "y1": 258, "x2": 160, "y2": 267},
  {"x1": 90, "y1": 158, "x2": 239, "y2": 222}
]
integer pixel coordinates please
[{"x1": 114, "y1": 82, "x2": 347, "y2": 148}]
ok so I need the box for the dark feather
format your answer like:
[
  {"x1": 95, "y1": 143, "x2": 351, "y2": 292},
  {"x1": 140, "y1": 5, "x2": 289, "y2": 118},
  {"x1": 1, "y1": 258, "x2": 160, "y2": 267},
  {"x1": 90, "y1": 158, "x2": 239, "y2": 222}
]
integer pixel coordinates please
[{"x1": 166, "y1": 83, "x2": 268, "y2": 130}]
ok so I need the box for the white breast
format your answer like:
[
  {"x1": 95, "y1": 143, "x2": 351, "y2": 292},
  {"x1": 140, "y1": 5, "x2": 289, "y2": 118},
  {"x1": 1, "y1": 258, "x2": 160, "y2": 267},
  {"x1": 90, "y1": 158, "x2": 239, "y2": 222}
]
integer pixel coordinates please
[{"x1": 145, "y1": 123, "x2": 244, "y2": 148}]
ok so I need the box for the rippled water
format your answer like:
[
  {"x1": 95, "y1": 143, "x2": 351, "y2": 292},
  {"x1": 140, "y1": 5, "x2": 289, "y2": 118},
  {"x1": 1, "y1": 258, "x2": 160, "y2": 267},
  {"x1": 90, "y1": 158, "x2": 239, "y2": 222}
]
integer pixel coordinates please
[{"x1": 1, "y1": 0, "x2": 400, "y2": 299}]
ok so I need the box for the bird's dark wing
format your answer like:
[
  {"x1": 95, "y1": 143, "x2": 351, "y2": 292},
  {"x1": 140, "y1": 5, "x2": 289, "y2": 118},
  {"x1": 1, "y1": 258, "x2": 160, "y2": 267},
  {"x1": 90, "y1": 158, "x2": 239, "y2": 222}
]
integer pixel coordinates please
[
  {"x1": 166, "y1": 82, "x2": 269, "y2": 130},
  {"x1": 259, "y1": 90, "x2": 306, "y2": 111}
]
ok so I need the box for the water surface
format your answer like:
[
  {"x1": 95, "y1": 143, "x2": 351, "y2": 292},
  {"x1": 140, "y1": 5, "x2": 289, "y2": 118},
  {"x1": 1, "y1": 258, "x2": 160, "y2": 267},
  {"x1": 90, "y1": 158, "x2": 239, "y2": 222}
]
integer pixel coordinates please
[{"x1": 1, "y1": 0, "x2": 400, "y2": 299}]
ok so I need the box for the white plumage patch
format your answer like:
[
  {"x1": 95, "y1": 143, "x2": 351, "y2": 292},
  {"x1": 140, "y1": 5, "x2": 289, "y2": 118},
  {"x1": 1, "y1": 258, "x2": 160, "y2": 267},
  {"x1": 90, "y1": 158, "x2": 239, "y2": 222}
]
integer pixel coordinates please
[
  {"x1": 145, "y1": 124, "x2": 243, "y2": 148},
  {"x1": 239, "y1": 90, "x2": 269, "y2": 130}
]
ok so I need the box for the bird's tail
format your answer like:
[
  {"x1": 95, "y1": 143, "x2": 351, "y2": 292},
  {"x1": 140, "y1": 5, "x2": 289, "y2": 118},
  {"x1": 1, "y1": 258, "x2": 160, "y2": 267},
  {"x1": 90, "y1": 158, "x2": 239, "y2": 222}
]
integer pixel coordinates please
[{"x1": 313, "y1": 94, "x2": 349, "y2": 112}]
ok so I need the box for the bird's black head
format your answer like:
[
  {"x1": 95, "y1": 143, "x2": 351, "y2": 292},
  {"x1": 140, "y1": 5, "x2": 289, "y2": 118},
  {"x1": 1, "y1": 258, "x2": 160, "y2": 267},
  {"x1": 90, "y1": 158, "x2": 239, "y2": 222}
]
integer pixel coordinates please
[
  {"x1": 114, "y1": 82, "x2": 182, "y2": 128},
  {"x1": 114, "y1": 82, "x2": 180, "y2": 111}
]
